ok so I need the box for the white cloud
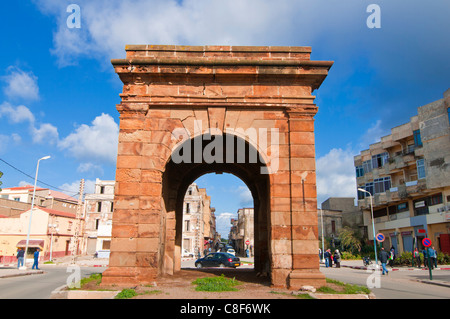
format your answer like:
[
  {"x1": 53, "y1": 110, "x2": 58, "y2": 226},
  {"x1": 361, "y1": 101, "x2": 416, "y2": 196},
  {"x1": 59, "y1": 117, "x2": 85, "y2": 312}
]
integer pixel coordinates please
[
  {"x1": 58, "y1": 113, "x2": 119, "y2": 164},
  {"x1": 359, "y1": 120, "x2": 389, "y2": 149},
  {"x1": 215, "y1": 211, "x2": 237, "y2": 238},
  {"x1": 31, "y1": 123, "x2": 59, "y2": 144},
  {"x1": 316, "y1": 148, "x2": 357, "y2": 206},
  {"x1": 77, "y1": 162, "x2": 104, "y2": 175},
  {"x1": 0, "y1": 102, "x2": 35, "y2": 124},
  {"x1": 236, "y1": 185, "x2": 253, "y2": 207},
  {"x1": 58, "y1": 179, "x2": 96, "y2": 196},
  {"x1": 2, "y1": 68, "x2": 39, "y2": 101}
]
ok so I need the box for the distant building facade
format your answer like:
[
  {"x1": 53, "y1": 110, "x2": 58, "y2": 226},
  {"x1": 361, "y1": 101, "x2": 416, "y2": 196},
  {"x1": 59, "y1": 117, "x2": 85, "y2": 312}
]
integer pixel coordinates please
[
  {"x1": 182, "y1": 183, "x2": 216, "y2": 257},
  {"x1": 0, "y1": 185, "x2": 78, "y2": 217},
  {"x1": 84, "y1": 179, "x2": 115, "y2": 257},
  {"x1": 354, "y1": 89, "x2": 450, "y2": 255},
  {"x1": 229, "y1": 208, "x2": 254, "y2": 256}
]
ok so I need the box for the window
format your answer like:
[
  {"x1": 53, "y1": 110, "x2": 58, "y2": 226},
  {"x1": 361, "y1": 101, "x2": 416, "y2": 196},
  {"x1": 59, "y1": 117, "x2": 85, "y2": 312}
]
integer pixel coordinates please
[
  {"x1": 374, "y1": 177, "x2": 390, "y2": 194},
  {"x1": 371, "y1": 152, "x2": 389, "y2": 169},
  {"x1": 186, "y1": 203, "x2": 190, "y2": 214},
  {"x1": 331, "y1": 220, "x2": 336, "y2": 234},
  {"x1": 185, "y1": 220, "x2": 190, "y2": 232},
  {"x1": 363, "y1": 160, "x2": 372, "y2": 174},
  {"x1": 430, "y1": 193, "x2": 443, "y2": 206},
  {"x1": 356, "y1": 165, "x2": 364, "y2": 178},
  {"x1": 97, "y1": 201, "x2": 102, "y2": 213},
  {"x1": 110, "y1": 201, "x2": 114, "y2": 212},
  {"x1": 417, "y1": 159, "x2": 426, "y2": 179},
  {"x1": 373, "y1": 208, "x2": 388, "y2": 218},
  {"x1": 413, "y1": 130, "x2": 422, "y2": 147},
  {"x1": 365, "y1": 182, "x2": 374, "y2": 196},
  {"x1": 95, "y1": 219, "x2": 100, "y2": 230}
]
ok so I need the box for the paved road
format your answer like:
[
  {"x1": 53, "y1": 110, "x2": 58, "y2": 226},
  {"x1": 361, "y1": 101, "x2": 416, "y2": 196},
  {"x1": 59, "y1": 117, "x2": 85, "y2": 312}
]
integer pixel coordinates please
[
  {"x1": 0, "y1": 266, "x2": 106, "y2": 299},
  {"x1": 320, "y1": 265, "x2": 450, "y2": 299}
]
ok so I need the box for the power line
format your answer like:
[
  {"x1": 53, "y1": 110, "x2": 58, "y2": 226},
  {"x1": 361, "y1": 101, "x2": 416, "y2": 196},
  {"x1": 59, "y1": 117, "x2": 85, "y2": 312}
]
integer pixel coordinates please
[{"x1": 0, "y1": 157, "x2": 79, "y2": 195}]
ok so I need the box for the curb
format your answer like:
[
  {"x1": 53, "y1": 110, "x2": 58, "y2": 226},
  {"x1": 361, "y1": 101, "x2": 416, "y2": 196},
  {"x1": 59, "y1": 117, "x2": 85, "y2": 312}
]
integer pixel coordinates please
[
  {"x1": 50, "y1": 284, "x2": 119, "y2": 299},
  {"x1": 0, "y1": 270, "x2": 44, "y2": 279}
]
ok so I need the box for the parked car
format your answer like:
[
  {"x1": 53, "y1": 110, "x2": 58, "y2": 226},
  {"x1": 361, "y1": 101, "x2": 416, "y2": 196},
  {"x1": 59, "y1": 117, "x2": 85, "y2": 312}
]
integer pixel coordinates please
[
  {"x1": 182, "y1": 249, "x2": 194, "y2": 257},
  {"x1": 226, "y1": 249, "x2": 235, "y2": 256},
  {"x1": 195, "y1": 252, "x2": 241, "y2": 268}
]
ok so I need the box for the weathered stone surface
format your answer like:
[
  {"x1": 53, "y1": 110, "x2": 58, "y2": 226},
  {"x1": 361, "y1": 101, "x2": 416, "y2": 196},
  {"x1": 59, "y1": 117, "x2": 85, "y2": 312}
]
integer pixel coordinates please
[{"x1": 103, "y1": 45, "x2": 332, "y2": 288}]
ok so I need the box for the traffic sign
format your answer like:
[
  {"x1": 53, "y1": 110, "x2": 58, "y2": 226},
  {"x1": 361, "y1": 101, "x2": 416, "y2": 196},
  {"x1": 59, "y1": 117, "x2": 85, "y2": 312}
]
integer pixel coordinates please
[
  {"x1": 376, "y1": 233, "x2": 385, "y2": 242},
  {"x1": 422, "y1": 237, "x2": 432, "y2": 247},
  {"x1": 245, "y1": 240, "x2": 250, "y2": 245}
]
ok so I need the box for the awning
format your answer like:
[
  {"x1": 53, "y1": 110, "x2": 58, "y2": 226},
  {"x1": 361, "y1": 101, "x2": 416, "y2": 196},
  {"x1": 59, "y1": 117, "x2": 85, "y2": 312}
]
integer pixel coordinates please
[{"x1": 16, "y1": 240, "x2": 44, "y2": 248}]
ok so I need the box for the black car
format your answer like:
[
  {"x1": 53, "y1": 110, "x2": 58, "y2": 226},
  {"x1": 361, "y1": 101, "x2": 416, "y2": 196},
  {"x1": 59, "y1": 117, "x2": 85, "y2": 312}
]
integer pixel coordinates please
[{"x1": 195, "y1": 252, "x2": 241, "y2": 268}]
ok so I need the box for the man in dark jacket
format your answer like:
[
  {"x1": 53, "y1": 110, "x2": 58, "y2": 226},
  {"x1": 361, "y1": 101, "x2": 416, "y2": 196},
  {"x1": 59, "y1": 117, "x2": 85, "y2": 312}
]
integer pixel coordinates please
[
  {"x1": 379, "y1": 247, "x2": 389, "y2": 275},
  {"x1": 16, "y1": 248, "x2": 25, "y2": 268}
]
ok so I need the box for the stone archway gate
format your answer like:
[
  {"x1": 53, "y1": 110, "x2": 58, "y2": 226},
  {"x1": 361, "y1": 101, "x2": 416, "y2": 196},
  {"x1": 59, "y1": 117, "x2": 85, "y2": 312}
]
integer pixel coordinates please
[{"x1": 101, "y1": 45, "x2": 333, "y2": 289}]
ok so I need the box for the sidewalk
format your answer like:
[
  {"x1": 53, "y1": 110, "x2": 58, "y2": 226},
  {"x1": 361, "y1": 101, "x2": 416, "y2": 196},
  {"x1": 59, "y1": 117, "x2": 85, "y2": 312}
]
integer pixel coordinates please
[
  {"x1": 0, "y1": 255, "x2": 108, "y2": 279},
  {"x1": 330, "y1": 259, "x2": 450, "y2": 288}
]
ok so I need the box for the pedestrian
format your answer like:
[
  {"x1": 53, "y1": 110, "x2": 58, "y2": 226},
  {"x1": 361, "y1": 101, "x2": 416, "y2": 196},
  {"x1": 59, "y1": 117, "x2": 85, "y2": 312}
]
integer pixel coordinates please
[
  {"x1": 379, "y1": 247, "x2": 389, "y2": 275},
  {"x1": 32, "y1": 248, "x2": 40, "y2": 270},
  {"x1": 432, "y1": 246, "x2": 438, "y2": 268},
  {"x1": 428, "y1": 246, "x2": 437, "y2": 269},
  {"x1": 333, "y1": 249, "x2": 341, "y2": 268},
  {"x1": 16, "y1": 248, "x2": 25, "y2": 268},
  {"x1": 422, "y1": 247, "x2": 428, "y2": 268},
  {"x1": 324, "y1": 249, "x2": 330, "y2": 267},
  {"x1": 389, "y1": 246, "x2": 395, "y2": 267},
  {"x1": 413, "y1": 248, "x2": 421, "y2": 268}
]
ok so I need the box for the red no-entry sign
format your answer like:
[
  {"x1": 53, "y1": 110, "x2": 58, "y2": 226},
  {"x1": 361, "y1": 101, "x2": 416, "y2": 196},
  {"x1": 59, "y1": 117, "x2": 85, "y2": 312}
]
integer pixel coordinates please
[{"x1": 422, "y1": 238, "x2": 432, "y2": 247}]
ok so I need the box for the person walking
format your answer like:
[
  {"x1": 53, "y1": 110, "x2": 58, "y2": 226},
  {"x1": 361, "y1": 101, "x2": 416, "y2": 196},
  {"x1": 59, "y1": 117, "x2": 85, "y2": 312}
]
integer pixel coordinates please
[
  {"x1": 333, "y1": 249, "x2": 341, "y2": 268},
  {"x1": 413, "y1": 248, "x2": 421, "y2": 268},
  {"x1": 32, "y1": 248, "x2": 40, "y2": 270},
  {"x1": 389, "y1": 246, "x2": 395, "y2": 267},
  {"x1": 16, "y1": 248, "x2": 25, "y2": 268},
  {"x1": 324, "y1": 249, "x2": 330, "y2": 267},
  {"x1": 428, "y1": 246, "x2": 437, "y2": 269},
  {"x1": 431, "y1": 246, "x2": 438, "y2": 268},
  {"x1": 422, "y1": 247, "x2": 428, "y2": 269},
  {"x1": 379, "y1": 247, "x2": 390, "y2": 275}
]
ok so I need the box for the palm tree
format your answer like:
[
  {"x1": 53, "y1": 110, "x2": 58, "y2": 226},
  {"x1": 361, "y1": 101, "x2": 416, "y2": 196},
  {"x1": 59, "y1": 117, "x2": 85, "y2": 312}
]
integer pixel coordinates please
[{"x1": 338, "y1": 227, "x2": 362, "y2": 254}]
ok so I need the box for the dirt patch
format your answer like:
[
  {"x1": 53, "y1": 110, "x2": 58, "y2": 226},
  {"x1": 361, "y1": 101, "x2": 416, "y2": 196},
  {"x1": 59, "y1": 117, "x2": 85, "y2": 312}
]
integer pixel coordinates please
[{"x1": 133, "y1": 268, "x2": 297, "y2": 299}]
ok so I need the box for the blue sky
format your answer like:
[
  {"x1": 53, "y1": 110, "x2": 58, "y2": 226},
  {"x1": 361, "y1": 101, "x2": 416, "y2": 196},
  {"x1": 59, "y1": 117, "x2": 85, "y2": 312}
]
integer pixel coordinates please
[{"x1": 0, "y1": 1, "x2": 449, "y2": 237}]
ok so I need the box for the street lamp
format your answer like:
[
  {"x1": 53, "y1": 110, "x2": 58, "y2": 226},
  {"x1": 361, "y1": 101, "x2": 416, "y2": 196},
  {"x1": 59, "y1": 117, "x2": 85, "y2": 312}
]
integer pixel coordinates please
[
  {"x1": 21, "y1": 156, "x2": 50, "y2": 269},
  {"x1": 319, "y1": 207, "x2": 325, "y2": 263},
  {"x1": 358, "y1": 188, "x2": 378, "y2": 265}
]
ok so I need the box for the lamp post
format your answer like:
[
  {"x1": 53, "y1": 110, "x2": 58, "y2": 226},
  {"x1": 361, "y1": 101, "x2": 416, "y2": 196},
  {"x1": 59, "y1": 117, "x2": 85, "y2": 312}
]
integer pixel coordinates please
[
  {"x1": 358, "y1": 188, "x2": 378, "y2": 265},
  {"x1": 21, "y1": 156, "x2": 50, "y2": 269},
  {"x1": 320, "y1": 207, "x2": 325, "y2": 263}
]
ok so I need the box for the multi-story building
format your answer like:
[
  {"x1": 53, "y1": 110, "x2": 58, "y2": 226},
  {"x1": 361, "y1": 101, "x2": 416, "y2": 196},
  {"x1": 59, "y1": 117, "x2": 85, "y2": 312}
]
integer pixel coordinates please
[
  {"x1": 228, "y1": 207, "x2": 254, "y2": 256},
  {"x1": 182, "y1": 183, "x2": 216, "y2": 257},
  {"x1": 0, "y1": 185, "x2": 78, "y2": 216},
  {"x1": 318, "y1": 197, "x2": 364, "y2": 245},
  {"x1": 83, "y1": 179, "x2": 115, "y2": 257},
  {"x1": 354, "y1": 89, "x2": 450, "y2": 255}
]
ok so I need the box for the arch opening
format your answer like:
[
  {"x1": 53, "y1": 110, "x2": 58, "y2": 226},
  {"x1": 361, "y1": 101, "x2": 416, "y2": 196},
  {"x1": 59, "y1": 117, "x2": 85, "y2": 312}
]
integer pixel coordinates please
[{"x1": 161, "y1": 133, "x2": 271, "y2": 278}]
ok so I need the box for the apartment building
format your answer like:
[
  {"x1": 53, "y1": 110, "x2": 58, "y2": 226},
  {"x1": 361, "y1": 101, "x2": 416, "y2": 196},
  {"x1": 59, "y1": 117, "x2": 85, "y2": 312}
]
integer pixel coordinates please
[
  {"x1": 229, "y1": 207, "x2": 254, "y2": 256},
  {"x1": 83, "y1": 179, "x2": 115, "y2": 257},
  {"x1": 0, "y1": 185, "x2": 78, "y2": 216},
  {"x1": 354, "y1": 89, "x2": 450, "y2": 255},
  {"x1": 182, "y1": 183, "x2": 216, "y2": 257}
]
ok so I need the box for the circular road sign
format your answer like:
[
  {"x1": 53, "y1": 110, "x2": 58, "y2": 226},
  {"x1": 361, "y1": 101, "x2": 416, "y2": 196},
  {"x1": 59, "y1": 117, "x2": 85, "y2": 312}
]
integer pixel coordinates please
[
  {"x1": 376, "y1": 233, "x2": 385, "y2": 242},
  {"x1": 245, "y1": 240, "x2": 250, "y2": 245},
  {"x1": 422, "y1": 238, "x2": 432, "y2": 247}
]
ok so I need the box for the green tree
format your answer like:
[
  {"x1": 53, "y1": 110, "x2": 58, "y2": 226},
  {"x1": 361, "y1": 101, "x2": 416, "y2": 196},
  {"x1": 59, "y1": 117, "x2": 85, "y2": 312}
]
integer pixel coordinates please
[{"x1": 338, "y1": 226, "x2": 362, "y2": 254}]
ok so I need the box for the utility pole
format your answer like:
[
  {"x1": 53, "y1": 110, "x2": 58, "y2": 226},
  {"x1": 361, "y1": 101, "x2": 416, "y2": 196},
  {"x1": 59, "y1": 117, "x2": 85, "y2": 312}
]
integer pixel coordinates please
[{"x1": 71, "y1": 179, "x2": 84, "y2": 264}]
